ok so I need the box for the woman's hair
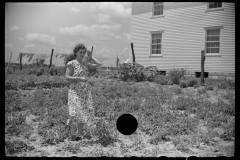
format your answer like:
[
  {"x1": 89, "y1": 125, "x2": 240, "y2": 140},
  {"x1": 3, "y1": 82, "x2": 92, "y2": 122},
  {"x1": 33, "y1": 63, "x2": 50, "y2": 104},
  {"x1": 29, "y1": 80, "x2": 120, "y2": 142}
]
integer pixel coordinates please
[
  {"x1": 64, "y1": 44, "x2": 87, "y2": 66},
  {"x1": 73, "y1": 44, "x2": 87, "y2": 56}
]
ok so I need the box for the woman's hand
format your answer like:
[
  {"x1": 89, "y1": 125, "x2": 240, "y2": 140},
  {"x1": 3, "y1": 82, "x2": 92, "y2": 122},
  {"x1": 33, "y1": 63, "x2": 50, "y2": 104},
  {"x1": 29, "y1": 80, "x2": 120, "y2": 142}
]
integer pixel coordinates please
[
  {"x1": 80, "y1": 77, "x2": 88, "y2": 82},
  {"x1": 87, "y1": 50, "x2": 92, "y2": 60}
]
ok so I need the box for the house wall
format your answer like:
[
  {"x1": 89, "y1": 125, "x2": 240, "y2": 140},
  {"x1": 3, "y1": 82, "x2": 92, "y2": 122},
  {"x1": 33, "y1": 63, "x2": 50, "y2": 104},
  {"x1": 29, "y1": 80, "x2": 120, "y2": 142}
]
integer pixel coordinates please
[{"x1": 131, "y1": 2, "x2": 235, "y2": 74}]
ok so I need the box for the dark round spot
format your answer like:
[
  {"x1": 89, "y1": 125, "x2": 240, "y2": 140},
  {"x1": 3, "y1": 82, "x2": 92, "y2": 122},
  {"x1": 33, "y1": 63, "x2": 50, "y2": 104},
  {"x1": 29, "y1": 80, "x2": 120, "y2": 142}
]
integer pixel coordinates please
[{"x1": 116, "y1": 114, "x2": 138, "y2": 135}]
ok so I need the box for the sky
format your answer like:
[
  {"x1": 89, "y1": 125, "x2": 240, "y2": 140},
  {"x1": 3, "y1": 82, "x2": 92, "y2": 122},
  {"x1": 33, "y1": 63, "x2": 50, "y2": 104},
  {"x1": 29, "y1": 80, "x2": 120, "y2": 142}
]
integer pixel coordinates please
[{"x1": 5, "y1": 2, "x2": 132, "y2": 67}]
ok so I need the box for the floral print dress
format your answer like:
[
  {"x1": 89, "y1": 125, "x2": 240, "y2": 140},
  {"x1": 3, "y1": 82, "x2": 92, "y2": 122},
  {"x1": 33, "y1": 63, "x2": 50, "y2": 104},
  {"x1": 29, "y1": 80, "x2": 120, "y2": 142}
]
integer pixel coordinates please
[{"x1": 67, "y1": 59, "x2": 95, "y2": 128}]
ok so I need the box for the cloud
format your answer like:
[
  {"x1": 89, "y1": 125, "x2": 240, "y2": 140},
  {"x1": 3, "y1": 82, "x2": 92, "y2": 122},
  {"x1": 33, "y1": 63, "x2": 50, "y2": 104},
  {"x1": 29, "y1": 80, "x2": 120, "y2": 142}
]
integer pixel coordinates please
[
  {"x1": 10, "y1": 26, "x2": 20, "y2": 31},
  {"x1": 95, "y1": 13, "x2": 111, "y2": 23},
  {"x1": 99, "y1": 47, "x2": 117, "y2": 58},
  {"x1": 91, "y1": 2, "x2": 131, "y2": 18},
  {"x1": 5, "y1": 43, "x2": 13, "y2": 49},
  {"x1": 69, "y1": 39, "x2": 87, "y2": 48},
  {"x1": 123, "y1": 33, "x2": 131, "y2": 42},
  {"x1": 15, "y1": 36, "x2": 24, "y2": 41},
  {"x1": 122, "y1": 47, "x2": 128, "y2": 53},
  {"x1": 26, "y1": 33, "x2": 56, "y2": 46},
  {"x1": 70, "y1": 7, "x2": 80, "y2": 13},
  {"x1": 25, "y1": 43, "x2": 35, "y2": 48},
  {"x1": 58, "y1": 24, "x2": 121, "y2": 41}
]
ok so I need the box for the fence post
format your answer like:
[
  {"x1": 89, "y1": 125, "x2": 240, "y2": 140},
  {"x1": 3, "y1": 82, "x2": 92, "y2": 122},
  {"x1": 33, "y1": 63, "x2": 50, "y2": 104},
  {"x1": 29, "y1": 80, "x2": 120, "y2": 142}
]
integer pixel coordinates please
[
  {"x1": 131, "y1": 43, "x2": 135, "y2": 66},
  {"x1": 201, "y1": 50, "x2": 205, "y2": 85},
  {"x1": 19, "y1": 53, "x2": 23, "y2": 70},
  {"x1": 49, "y1": 49, "x2": 54, "y2": 68},
  {"x1": 6, "y1": 52, "x2": 12, "y2": 74}
]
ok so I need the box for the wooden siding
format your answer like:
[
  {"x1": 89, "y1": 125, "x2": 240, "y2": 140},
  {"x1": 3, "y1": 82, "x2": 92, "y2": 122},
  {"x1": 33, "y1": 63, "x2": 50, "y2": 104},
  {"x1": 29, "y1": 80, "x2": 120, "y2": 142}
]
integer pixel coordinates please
[
  {"x1": 132, "y1": 2, "x2": 205, "y2": 15},
  {"x1": 131, "y1": 2, "x2": 235, "y2": 74}
]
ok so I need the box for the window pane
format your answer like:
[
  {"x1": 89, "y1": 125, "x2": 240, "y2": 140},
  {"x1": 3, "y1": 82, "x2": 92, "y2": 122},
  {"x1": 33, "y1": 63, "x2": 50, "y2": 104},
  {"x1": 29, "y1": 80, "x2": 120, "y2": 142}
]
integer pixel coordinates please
[
  {"x1": 152, "y1": 34, "x2": 161, "y2": 39},
  {"x1": 207, "y1": 30, "x2": 210, "y2": 35},
  {"x1": 211, "y1": 48, "x2": 216, "y2": 53},
  {"x1": 213, "y1": 2, "x2": 218, "y2": 8},
  {"x1": 212, "y1": 36, "x2": 220, "y2": 41},
  {"x1": 154, "y1": 2, "x2": 163, "y2": 5},
  {"x1": 157, "y1": 44, "x2": 161, "y2": 49},
  {"x1": 216, "y1": 42, "x2": 220, "y2": 47},
  {"x1": 157, "y1": 50, "x2": 161, "y2": 54},
  {"x1": 160, "y1": 10, "x2": 163, "y2": 15},
  {"x1": 154, "y1": 6, "x2": 158, "y2": 11},
  {"x1": 206, "y1": 48, "x2": 211, "y2": 53},
  {"x1": 152, "y1": 45, "x2": 158, "y2": 49},
  {"x1": 207, "y1": 42, "x2": 210, "y2": 47},
  {"x1": 207, "y1": 42, "x2": 212, "y2": 47},
  {"x1": 207, "y1": 36, "x2": 211, "y2": 41},
  {"x1": 152, "y1": 39, "x2": 158, "y2": 44},
  {"x1": 209, "y1": 2, "x2": 214, "y2": 8},
  {"x1": 157, "y1": 39, "x2": 161, "y2": 43},
  {"x1": 215, "y1": 30, "x2": 220, "y2": 35},
  {"x1": 154, "y1": 11, "x2": 158, "y2": 15},
  {"x1": 209, "y1": 2, "x2": 222, "y2": 9},
  {"x1": 212, "y1": 30, "x2": 216, "y2": 35},
  {"x1": 152, "y1": 50, "x2": 157, "y2": 54},
  {"x1": 215, "y1": 48, "x2": 219, "y2": 53},
  {"x1": 159, "y1": 5, "x2": 163, "y2": 10},
  {"x1": 207, "y1": 30, "x2": 213, "y2": 35},
  {"x1": 218, "y1": 2, "x2": 222, "y2": 8}
]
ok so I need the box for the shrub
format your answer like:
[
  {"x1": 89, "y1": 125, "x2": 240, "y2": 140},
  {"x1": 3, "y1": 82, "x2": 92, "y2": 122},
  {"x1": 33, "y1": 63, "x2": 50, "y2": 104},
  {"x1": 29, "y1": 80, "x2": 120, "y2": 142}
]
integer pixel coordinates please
[
  {"x1": 180, "y1": 80, "x2": 187, "y2": 88},
  {"x1": 27, "y1": 69, "x2": 34, "y2": 75},
  {"x1": 197, "y1": 87, "x2": 206, "y2": 94},
  {"x1": 154, "y1": 75, "x2": 168, "y2": 85},
  {"x1": 118, "y1": 62, "x2": 145, "y2": 82},
  {"x1": 206, "y1": 85, "x2": 214, "y2": 90},
  {"x1": 167, "y1": 79, "x2": 173, "y2": 85},
  {"x1": 218, "y1": 81, "x2": 228, "y2": 89},
  {"x1": 188, "y1": 78, "x2": 198, "y2": 87},
  {"x1": 49, "y1": 67, "x2": 55, "y2": 76},
  {"x1": 168, "y1": 68, "x2": 186, "y2": 84}
]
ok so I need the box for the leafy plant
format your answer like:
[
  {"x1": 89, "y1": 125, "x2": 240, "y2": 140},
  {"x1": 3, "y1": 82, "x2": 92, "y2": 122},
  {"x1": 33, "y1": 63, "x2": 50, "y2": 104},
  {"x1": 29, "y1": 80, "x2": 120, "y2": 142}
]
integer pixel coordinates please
[
  {"x1": 180, "y1": 80, "x2": 187, "y2": 88},
  {"x1": 168, "y1": 68, "x2": 186, "y2": 84},
  {"x1": 188, "y1": 78, "x2": 198, "y2": 87},
  {"x1": 154, "y1": 75, "x2": 168, "y2": 85}
]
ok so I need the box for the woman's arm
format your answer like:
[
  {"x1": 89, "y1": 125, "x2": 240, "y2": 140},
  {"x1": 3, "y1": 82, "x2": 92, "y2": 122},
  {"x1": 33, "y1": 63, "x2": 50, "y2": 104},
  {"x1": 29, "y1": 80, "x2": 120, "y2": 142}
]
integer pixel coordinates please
[
  {"x1": 65, "y1": 65, "x2": 87, "y2": 82},
  {"x1": 86, "y1": 56, "x2": 102, "y2": 69}
]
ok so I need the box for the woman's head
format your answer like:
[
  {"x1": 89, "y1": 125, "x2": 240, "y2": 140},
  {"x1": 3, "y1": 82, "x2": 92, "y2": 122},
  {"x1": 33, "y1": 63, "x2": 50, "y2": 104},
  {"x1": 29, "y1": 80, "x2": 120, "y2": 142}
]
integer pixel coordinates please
[
  {"x1": 64, "y1": 43, "x2": 87, "y2": 66},
  {"x1": 73, "y1": 44, "x2": 87, "y2": 59}
]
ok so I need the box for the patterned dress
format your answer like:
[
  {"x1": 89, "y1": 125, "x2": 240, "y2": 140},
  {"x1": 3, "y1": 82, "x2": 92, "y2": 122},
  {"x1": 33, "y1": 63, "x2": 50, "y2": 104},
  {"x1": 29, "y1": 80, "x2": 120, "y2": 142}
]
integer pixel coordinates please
[{"x1": 67, "y1": 59, "x2": 95, "y2": 128}]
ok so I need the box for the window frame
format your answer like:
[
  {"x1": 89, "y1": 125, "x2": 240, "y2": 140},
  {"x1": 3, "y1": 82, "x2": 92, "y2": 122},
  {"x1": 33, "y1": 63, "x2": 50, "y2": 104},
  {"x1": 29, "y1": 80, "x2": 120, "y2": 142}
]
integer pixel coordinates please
[
  {"x1": 205, "y1": 2, "x2": 224, "y2": 12},
  {"x1": 149, "y1": 31, "x2": 164, "y2": 57},
  {"x1": 204, "y1": 26, "x2": 223, "y2": 57},
  {"x1": 151, "y1": 2, "x2": 165, "y2": 18}
]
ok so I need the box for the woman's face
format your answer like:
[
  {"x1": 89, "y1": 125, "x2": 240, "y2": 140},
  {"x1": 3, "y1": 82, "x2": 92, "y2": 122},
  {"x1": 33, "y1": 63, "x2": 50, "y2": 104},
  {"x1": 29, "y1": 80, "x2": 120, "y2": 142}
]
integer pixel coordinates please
[{"x1": 76, "y1": 49, "x2": 86, "y2": 59}]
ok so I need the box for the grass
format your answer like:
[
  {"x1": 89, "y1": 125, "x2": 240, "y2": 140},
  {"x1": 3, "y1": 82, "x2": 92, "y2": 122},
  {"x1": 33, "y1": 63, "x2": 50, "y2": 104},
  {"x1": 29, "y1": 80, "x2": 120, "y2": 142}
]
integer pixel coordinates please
[{"x1": 5, "y1": 73, "x2": 235, "y2": 156}]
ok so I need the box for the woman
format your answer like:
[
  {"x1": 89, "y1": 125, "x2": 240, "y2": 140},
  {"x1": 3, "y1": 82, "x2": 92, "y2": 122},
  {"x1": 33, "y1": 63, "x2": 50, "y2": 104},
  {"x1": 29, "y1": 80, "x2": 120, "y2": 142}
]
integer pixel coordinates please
[{"x1": 65, "y1": 44, "x2": 101, "y2": 141}]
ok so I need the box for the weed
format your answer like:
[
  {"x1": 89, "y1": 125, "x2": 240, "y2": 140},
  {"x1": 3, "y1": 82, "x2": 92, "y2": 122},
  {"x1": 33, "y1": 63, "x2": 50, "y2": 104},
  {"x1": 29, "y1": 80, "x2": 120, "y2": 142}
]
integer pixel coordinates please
[
  {"x1": 188, "y1": 78, "x2": 198, "y2": 87},
  {"x1": 154, "y1": 75, "x2": 168, "y2": 85},
  {"x1": 180, "y1": 80, "x2": 187, "y2": 88},
  {"x1": 168, "y1": 68, "x2": 186, "y2": 84},
  {"x1": 5, "y1": 139, "x2": 34, "y2": 155},
  {"x1": 218, "y1": 81, "x2": 228, "y2": 89},
  {"x1": 206, "y1": 85, "x2": 214, "y2": 90}
]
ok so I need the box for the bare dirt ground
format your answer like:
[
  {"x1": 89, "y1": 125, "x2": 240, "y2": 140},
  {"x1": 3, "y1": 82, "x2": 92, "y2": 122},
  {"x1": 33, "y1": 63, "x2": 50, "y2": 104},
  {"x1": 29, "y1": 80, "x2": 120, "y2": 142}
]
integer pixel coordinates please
[{"x1": 6, "y1": 85, "x2": 235, "y2": 157}]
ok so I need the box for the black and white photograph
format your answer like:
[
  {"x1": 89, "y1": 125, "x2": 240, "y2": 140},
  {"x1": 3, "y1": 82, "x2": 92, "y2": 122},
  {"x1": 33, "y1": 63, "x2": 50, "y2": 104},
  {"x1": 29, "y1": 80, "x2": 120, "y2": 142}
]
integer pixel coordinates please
[{"x1": 5, "y1": 2, "x2": 235, "y2": 157}]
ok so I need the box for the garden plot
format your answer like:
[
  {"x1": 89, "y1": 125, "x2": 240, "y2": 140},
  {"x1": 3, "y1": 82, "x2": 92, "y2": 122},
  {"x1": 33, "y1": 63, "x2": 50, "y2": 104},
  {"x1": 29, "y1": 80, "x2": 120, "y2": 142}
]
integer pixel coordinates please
[{"x1": 5, "y1": 76, "x2": 235, "y2": 157}]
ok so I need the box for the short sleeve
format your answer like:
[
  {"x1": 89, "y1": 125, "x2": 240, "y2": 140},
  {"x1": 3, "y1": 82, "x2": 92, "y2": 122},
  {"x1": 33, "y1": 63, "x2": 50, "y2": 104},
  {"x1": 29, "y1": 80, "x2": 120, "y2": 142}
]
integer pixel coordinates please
[{"x1": 66, "y1": 60, "x2": 73, "y2": 67}]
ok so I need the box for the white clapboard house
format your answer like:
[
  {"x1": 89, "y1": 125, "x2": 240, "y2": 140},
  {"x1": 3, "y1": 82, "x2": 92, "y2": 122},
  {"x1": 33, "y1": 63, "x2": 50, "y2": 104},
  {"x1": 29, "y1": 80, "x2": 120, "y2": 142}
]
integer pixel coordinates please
[{"x1": 131, "y1": 2, "x2": 235, "y2": 78}]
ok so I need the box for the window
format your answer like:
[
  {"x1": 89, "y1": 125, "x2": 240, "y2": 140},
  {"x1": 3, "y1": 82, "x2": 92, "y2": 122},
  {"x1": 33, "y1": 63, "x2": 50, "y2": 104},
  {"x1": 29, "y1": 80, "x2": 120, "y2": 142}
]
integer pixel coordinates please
[
  {"x1": 151, "y1": 33, "x2": 162, "y2": 55},
  {"x1": 208, "y1": 2, "x2": 222, "y2": 9},
  {"x1": 205, "y1": 28, "x2": 221, "y2": 54},
  {"x1": 153, "y1": 2, "x2": 164, "y2": 16}
]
